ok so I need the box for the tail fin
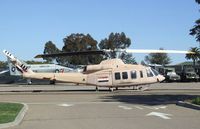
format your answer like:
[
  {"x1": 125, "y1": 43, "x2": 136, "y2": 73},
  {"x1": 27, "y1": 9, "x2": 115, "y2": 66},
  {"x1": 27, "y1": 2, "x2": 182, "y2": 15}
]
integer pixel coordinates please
[
  {"x1": 3, "y1": 50, "x2": 33, "y2": 74},
  {"x1": 7, "y1": 57, "x2": 22, "y2": 76}
]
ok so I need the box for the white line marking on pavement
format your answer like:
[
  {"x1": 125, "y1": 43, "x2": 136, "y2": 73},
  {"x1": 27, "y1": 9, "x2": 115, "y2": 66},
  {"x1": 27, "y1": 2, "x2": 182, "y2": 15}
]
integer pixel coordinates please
[
  {"x1": 134, "y1": 106, "x2": 143, "y2": 110},
  {"x1": 118, "y1": 105, "x2": 132, "y2": 110},
  {"x1": 143, "y1": 106, "x2": 155, "y2": 110},
  {"x1": 57, "y1": 103, "x2": 74, "y2": 107},
  {"x1": 157, "y1": 106, "x2": 167, "y2": 109},
  {"x1": 143, "y1": 106, "x2": 167, "y2": 110},
  {"x1": 146, "y1": 112, "x2": 172, "y2": 120}
]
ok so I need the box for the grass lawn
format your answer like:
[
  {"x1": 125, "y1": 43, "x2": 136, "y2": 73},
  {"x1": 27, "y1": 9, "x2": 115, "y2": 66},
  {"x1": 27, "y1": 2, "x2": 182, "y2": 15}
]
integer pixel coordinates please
[
  {"x1": 0, "y1": 103, "x2": 23, "y2": 124},
  {"x1": 192, "y1": 97, "x2": 200, "y2": 105}
]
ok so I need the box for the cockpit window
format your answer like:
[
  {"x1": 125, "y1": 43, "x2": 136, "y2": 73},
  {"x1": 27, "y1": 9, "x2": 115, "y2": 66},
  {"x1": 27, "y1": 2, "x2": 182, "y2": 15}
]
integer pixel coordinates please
[
  {"x1": 146, "y1": 69, "x2": 154, "y2": 77},
  {"x1": 151, "y1": 68, "x2": 159, "y2": 76}
]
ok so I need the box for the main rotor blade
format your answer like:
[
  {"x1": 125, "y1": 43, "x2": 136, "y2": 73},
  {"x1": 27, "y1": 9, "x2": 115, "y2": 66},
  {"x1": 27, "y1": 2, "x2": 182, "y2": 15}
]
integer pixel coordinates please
[
  {"x1": 35, "y1": 50, "x2": 105, "y2": 58},
  {"x1": 124, "y1": 49, "x2": 195, "y2": 54},
  {"x1": 35, "y1": 49, "x2": 194, "y2": 58}
]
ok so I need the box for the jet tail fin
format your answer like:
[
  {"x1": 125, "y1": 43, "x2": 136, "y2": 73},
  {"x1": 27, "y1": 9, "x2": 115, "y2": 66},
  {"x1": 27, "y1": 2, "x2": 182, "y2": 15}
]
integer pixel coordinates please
[
  {"x1": 7, "y1": 57, "x2": 22, "y2": 76},
  {"x1": 3, "y1": 50, "x2": 34, "y2": 74}
]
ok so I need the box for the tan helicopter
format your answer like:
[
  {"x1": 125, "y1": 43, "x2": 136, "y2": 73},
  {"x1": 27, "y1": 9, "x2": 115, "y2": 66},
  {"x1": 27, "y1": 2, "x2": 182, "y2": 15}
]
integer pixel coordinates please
[{"x1": 3, "y1": 49, "x2": 194, "y2": 91}]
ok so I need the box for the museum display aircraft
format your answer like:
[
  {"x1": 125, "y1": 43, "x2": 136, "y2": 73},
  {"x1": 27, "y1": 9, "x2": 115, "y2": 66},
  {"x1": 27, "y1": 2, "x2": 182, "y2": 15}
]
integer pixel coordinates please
[
  {"x1": 3, "y1": 50, "x2": 76, "y2": 84},
  {"x1": 0, "y1": 69, "x2": 9, "y2": 75},
  {"x1": 3, "y1": 49, "x2": 194, "y2": 90}
]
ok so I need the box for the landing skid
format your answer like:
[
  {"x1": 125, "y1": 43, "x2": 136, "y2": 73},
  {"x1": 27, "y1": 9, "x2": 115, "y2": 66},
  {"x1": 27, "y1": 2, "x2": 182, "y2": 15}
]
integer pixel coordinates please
[
  {"x1": 133, "y1": 85, "x2": 150, "y2": 91},
  {"x1": 95, "y1": 85, "x2": 150, "y2": 92}
]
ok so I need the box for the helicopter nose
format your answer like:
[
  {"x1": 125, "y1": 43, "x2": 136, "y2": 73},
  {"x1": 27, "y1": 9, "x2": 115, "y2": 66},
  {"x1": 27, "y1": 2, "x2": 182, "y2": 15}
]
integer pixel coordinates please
[{"x1": 157, "y1": 75, "x2": 165, "y2": 82}]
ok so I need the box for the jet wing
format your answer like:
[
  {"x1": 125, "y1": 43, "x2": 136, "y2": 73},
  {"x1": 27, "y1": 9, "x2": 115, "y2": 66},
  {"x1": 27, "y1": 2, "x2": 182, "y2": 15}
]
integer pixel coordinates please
[{"x1": 0, "y1": 70, "x2": 9, "y2": 75}]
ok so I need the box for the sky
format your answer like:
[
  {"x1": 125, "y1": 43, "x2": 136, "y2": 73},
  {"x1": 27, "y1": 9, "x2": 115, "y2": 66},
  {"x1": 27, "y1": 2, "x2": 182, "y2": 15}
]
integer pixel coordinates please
[{"x1": 0, "y1": 0, "x2": 199, "y2": 64}]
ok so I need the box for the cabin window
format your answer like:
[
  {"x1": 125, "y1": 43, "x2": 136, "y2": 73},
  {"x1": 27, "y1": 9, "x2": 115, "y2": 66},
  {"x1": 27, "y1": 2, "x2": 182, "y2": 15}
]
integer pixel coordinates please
[
  {"x1": 122, "y1": 72, "x2": 128, "y2": 79},
  {"x1": 140, "y1": 71, "x2": 143, "y2": 78},
  {"x1": 115, "y1": 72, "x2": 121, "y2": 80},
  {"x1": 146, "y1": 69, "x2": 154, "y2": 77},
  {"x1": 131, "y1": 70, "x2": 137, "y2": 79}
]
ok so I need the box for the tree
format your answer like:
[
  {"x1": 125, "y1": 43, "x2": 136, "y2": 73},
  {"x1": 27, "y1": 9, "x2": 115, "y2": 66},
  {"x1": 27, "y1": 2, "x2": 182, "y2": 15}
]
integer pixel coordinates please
[
  {"x1": 190, "y1": 0, "x2": 200, "y2": 45},
  {"x1": 196, "y1": 0, "x2": 200, "y2": 4},
  {"x1": 190, "y1": 19, "x2": 200, "y2": 44},
  {"x1": 185, "y1": 47, "x2": 200, "y2": 67},
  {"x1": 145, "y1": 48, "x2": 171, "y2": 65},
  {"x1": 99, "y1": 32, "x2": 131, "y2": 58},
  {"x1": 62, "y1": 33, "x2": 102, "y2": 65},
  {"x1": 0, "y1": 61, "x2": 7, "y2": 68},
  {"x1": 43, "y1": 41, "x2": 61, "y2": 63},
  {"x1": 99, "y1": 32, "x2": 136, "y2": 64},
  {"x1": 121, "y1": 52, "x2": 137, "y2": 64},
  {"x1": 26, "y1": 60, "x2": 48, "y2": 64}
]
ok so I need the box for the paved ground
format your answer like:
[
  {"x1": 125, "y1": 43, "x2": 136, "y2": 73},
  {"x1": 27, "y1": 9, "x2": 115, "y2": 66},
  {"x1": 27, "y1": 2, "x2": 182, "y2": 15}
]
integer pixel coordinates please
[
  {"x1": 0, "y1": 83, "x2": 200, "y2": 129},
  {"x1": 0, "y1": 82, "x2": 200, "y2": 92}
]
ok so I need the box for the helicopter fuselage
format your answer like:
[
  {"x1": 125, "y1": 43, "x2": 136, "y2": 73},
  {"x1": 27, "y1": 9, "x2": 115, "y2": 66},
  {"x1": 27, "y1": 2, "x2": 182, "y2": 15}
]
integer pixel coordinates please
[{"x1": 23, "y1": 59, "x2": 165, "y2": 87}]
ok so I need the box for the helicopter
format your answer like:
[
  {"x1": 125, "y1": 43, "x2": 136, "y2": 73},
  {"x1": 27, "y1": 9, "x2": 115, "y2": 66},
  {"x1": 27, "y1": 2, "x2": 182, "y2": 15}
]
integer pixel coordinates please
[{"x1": 3, "y1": 49, "x2": 194, "y2": 91}]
